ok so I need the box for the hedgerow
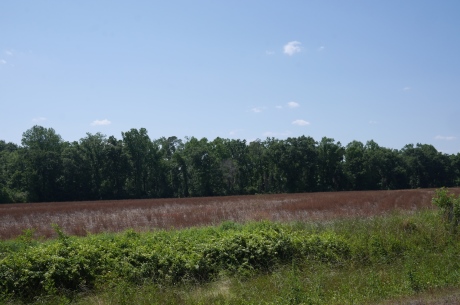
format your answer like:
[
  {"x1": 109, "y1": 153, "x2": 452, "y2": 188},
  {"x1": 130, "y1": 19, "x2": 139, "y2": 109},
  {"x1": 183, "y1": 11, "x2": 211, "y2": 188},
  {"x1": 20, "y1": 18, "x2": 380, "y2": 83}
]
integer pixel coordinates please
[{"x1": 0, "y1": 221, "x2": 352, "y2": 300}]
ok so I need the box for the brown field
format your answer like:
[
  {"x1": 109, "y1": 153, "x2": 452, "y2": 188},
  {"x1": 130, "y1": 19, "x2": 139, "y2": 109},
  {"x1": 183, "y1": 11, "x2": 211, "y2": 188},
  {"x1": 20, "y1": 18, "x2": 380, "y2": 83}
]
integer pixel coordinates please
[{"x1": 1, "y1": 188, "x2": 459, "y2": 240}]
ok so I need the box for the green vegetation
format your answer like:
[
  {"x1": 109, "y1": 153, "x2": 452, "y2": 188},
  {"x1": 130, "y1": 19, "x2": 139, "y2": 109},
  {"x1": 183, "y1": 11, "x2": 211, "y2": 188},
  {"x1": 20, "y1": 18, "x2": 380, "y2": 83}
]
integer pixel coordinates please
[
  {"x1": 1, "y1": 125, "x2": 460, "y2": 203},
  {"x1": 432, "y1": 187, "x2": 460, "y2": 231},
  {"x1": 2, "y1": 190, "x2": 460, "y2": 304}
]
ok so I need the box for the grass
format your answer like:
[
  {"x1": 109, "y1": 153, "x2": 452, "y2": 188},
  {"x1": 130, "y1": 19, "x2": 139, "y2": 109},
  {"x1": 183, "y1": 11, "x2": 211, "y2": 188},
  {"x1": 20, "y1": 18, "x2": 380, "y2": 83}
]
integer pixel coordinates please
[
  {"x1": 2, "y1": 188, "x2": 460, "y2": 239},
  {"x1": 2, "y1": 205, "x2": 460, "y2": 304}
]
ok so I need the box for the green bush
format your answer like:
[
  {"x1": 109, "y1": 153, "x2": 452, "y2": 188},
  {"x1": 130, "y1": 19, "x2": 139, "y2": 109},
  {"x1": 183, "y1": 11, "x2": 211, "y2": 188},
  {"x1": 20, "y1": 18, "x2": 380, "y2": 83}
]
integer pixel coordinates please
[
  {"x1": 432, "y1": 187, "x2": 460, "y2": 230},
  {"x1": 0, "y1": 221, "x2": 355, "y2": 300},
  {"x1": 2, "y1": 210, "x2": 458, "y2": 302}
]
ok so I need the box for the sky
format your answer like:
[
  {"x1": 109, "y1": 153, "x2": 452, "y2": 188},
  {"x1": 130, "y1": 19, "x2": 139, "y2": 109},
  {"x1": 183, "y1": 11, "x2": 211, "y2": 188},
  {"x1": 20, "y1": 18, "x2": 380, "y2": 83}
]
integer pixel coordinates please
[{"x1": 1, "y1": 1, "x2": 460, "y2": 153}]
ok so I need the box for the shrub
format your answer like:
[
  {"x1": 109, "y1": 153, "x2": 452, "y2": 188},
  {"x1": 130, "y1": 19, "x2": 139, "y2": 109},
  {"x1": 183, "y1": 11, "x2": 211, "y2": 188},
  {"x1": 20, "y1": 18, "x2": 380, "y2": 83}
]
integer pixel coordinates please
[{"x1": 432, "y1": 187, "x2": 460, "y2": 231}]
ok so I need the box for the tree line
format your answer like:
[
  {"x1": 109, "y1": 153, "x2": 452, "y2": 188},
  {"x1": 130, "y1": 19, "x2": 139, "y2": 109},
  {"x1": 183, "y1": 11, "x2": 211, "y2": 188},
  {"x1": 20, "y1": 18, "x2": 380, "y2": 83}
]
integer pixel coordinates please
[{"x1": 0, "y1": 125, "x2": 459, "y2": 203}]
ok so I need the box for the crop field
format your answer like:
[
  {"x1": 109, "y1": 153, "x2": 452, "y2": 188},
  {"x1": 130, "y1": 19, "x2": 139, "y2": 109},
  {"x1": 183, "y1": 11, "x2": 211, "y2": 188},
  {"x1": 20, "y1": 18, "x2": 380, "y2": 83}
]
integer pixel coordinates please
[{"x1": 2, "y1": 188, "x2": 459, "y2": 240}]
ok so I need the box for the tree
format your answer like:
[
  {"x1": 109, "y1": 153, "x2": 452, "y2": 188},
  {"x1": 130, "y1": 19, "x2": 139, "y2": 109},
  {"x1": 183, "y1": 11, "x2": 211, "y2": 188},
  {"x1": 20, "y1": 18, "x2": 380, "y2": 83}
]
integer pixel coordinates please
[
  {"x1": 101, "y1": 136, "x2": 129, "y2": 199},
  {"x1": 61, "y1": 141, "x2": 87, "y2": 201},
  {"x1": 344, "y1": 141, "x2": 367, "y2": 190},
  {"x1": 220, "y1": 138, "x2": 250, "y2": 195},
  {"x1": 451, "y1": 153, "x2": 460, "y2": 186},
  {"x1": 0, "y1": 141, "x2": 19, "y2": 203},
  {"x1": 317, "y1": 137, "x2": 345, "y2": 191},
  {"x1": 21, "y1": 126, "x2": 64, "y2": 202},
  {"x1": 401, "y1": 144, "x2": 449, "y2": 188},
  {"x1": 247, "y1": 139, "x2": 269, "y2": 194},
  {"x1": 283, "y1": 136, "x2": 318, "y2": 193},
  {"x1": 122, "y1": 128, "x2": 160, "y2": 198},
  {"x1": 183, "y1": 137, "x2": 222, "y2": 197},
  {"x1": 156, "y1": 136, "x2": 186, "y2": 197},
  {"x1": 78, "y1": 133, "x2": 107, "y2": 199},
  {"x1": 363, "y1": 140, "x2": 386, "y2": 190}
]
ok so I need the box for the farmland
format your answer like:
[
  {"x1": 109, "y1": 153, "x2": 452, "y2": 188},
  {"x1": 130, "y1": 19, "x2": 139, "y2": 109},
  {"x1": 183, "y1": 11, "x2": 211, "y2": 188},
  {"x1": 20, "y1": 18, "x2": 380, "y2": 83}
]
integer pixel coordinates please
[
  {"x1": 2, "y1": 188, "x2": 460, "y2": 304},
  {"x1": 1, "y1": 188, "x2": 457, "y2": 240}
]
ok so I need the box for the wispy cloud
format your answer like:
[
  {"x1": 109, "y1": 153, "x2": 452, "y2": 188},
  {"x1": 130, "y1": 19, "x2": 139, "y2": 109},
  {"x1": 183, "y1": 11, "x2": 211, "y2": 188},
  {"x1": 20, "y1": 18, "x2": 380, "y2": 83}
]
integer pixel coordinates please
[
  {"x1": 0, "y1": 59, "x2": 6, "y2": 65},
  {"x1": 435, "y1": 135, "x2": 456, "y2": 141},
  {"x1": 263, "y1": 131, "x2": 290, "y2": 137},
  {"x1": 403, "y1": 86, "x2": 411, "y2": 91},
  {"x1": 283, "y1": 41, "x2": 302, "y2": 56},
  {"x1": 369, "y1": 120, "x2": 379, "y2": 124},
  {"x1": 229, "y1": 129, "x2": 243, "y2": 136},
  {"x1": 32, "y1": 117, "x2": 47, "y2": 123},
  {"x1": 275, "y1": 105, "x2": 283, "y2": 109},
  {"x1": 317, "y1": 46, "x2": 325, "y2": 52},
  {"x1": 287, "y1": 101, "x2": 300, "y2": 108},
  {"x1": 91, "y1": 119, "x2": 111, "y2": 126},
  {"x1": 292, "y1": 120, "x2": 310, "y2": 126},
  {"x1": 265, "y1": 50, "x2": 275, "y2": 55},
  {"x1": 250, "y1": 107, "x2": 264, "y2": 113},
  {"x1": 5, "y1": 50, "x2": 13, "y2": 56}
]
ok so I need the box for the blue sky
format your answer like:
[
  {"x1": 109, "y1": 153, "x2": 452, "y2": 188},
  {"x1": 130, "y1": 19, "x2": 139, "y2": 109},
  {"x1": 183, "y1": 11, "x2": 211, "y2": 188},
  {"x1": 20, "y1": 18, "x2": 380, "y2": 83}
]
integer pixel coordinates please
[{"x1": 1, "y1": 1, "x2": 460, "y2": 153}]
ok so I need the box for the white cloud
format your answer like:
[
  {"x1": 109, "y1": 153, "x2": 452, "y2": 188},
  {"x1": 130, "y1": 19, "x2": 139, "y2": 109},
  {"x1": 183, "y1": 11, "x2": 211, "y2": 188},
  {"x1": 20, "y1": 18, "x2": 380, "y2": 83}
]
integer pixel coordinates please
[
  {"x1": 287, "y1": 101, "x2": 300, "y2": 108},
  {"x1": 91, "y1": 119, "x2": 111, "y2": 126},
  {"x1": 0, "y1": 59, "x2": 6, "y2": 65},
  {"x1": 275, "y1": 105, "x2": 283, "y2": 109},
  {"x1": 403, "y1": 87, "x2": 411, "y2": 91},
  {"x1": 292, "y1": 120, "x2": 310, "y2": 126},
  {"x1": 265, "y1": 50, "x2": 275, "y2": 55},
  {"x1": 369, "y1": 120, "x2": 378, "y2": 124},
  {"x1": 435, "y1": 135, "x2": 456, "y2": 141},
  {"x1": 5, "y1": 50, "x2": 13, "y2": 56},
  {"x1": 283, "y1": 41, "x2": 302, "y2": 56},
  {"x1": 32, "y1": 117, "x2": 47, "y2": 123},
  {"x1": 317, "y1": 46, "x2": 325, "y2": 52}
]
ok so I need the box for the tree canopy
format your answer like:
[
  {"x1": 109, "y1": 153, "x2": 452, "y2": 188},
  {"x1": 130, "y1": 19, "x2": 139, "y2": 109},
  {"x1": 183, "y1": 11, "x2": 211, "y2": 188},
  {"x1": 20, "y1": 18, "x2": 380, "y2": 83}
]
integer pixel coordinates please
[{"x1": 0, "y1": 125, "x2": 459, "y2": 203}]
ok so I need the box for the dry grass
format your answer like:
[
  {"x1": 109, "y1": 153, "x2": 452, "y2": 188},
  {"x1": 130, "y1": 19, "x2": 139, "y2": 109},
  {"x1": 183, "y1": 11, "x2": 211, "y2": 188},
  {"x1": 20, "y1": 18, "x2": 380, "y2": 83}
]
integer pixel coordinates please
[{"x1": 1, "y1": 188, "x2": 459, "y2": 240}]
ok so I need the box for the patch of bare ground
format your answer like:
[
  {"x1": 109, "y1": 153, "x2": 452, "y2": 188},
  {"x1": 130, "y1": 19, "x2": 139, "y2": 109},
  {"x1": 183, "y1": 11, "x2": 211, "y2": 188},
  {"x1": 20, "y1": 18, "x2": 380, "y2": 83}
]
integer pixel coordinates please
[{"x1": 1, "y1": 188, "x2": 459, "y2": 239}]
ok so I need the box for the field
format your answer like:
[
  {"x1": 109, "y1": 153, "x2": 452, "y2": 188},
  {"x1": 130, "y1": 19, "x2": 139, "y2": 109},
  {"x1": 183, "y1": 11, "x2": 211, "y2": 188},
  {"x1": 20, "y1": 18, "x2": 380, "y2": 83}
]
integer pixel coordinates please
[
  {"x1": 1, "y1": 188, "x2": 457, "y2": 240},
  {"x1": 3, "y1": 188, "x2": 460, "y2": 304}
]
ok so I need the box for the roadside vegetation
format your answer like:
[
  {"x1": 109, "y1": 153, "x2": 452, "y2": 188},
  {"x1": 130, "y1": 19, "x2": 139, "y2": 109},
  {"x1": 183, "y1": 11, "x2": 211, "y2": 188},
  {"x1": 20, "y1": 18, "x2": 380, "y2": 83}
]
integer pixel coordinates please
[{"x1": 2, "y1": 188, "x2": 460, "y2": 304}]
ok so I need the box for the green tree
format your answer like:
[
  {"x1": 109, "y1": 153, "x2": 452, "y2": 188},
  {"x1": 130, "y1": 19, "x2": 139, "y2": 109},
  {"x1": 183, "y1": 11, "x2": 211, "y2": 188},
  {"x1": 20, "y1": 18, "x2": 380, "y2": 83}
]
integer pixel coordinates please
[
  {"x1": 61, "y1": 141, "x2": 85, "y2": 201},
  {"x1": 0, "y1": 141, "x2": 20, "y2": 203},
  {"x1": 451, "y1": 153, "x2": 460, "y2": 186},
  {"x1": 401, "y1": 144, "x2": 449, "y2": 188},
  {"x1": 247, "y1": 139, "x2": 269, "y2": 194},
  {"x1": 21, "y1": 126, "x2": 64, "y2": 202},
  {"x1": 344, "y1": 141, "x2": 367, "y2": 190},
  {"x1": 224, "y1": 139, "x2": 250, "y2": 195},
  {"x1": 282, "y1": 136, "x2": 317, "y2": 193},
  {"x1": 317, "y1": 137, "x2": 345, "y2": 191},
  {"x1": 156, "y1": 136, "x2": 187, "y2": 197},
  {"x1": 183, "y1": 137, "x2": 222, "y2": 197},
  {"x1": 122, "y1": 128, "x2": 161, "y2": 198},
  {"x1": 101, "y1": 136, "x2": 129, "y2": 199},
  {"x1": 78, "y1": 133, "x2": 106, "y2": 199}
]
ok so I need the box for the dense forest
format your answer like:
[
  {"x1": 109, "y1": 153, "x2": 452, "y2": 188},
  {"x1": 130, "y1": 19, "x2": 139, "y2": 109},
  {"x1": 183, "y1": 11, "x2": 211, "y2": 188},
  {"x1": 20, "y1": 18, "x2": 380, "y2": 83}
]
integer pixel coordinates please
[{"x1": 0, "y1": 125, "x2": 459, "y2": 203}]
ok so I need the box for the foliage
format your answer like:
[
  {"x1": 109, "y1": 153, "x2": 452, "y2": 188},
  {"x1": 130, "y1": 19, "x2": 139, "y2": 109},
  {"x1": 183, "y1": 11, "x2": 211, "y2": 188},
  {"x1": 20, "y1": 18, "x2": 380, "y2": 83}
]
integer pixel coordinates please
[
  {"x1": 0, "y1": 221, "x2": 355, "y2": 300},
  {"x1": 0, "y1": 126, "x2": 459, "y2": 203},
  {"x1": 1, "y1": 210, "x2": 460, "y2": 304},
  {"x1": 432, "y1": 187, "x2": 460, "y2": 230}
]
